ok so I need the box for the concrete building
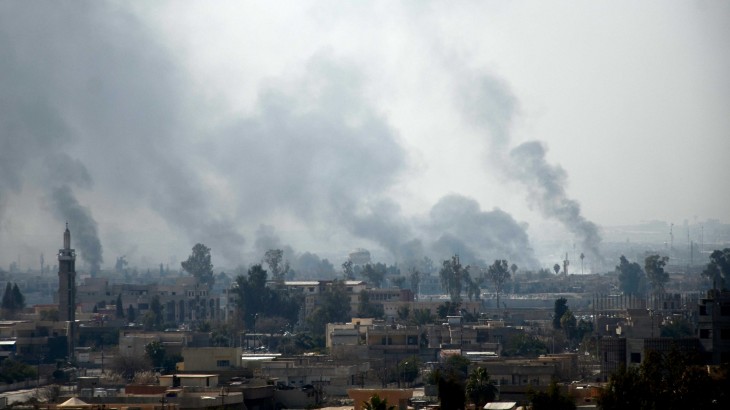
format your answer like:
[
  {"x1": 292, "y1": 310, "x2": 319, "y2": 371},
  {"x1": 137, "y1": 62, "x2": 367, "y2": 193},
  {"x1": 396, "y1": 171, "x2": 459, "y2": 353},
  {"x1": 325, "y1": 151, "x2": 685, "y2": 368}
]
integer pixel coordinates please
[
  {"x1": 475, "y1": 354, "x2": 578, "y2": 387},
  {"x1": 0, "y1": 320, "x2": 69, "y2": 361},
  {"x1": 259, "y1": 359, "x2": 369, "y2": 395},
  {"x1": 75, "y1": 276, "x2": 222, "y2": 323},
  {"x1": 697, "y1": 289, "x2": 730, "y2": 364},
  {"x1": 181, "y1": 347, "x2": 243, "y2": 372}
]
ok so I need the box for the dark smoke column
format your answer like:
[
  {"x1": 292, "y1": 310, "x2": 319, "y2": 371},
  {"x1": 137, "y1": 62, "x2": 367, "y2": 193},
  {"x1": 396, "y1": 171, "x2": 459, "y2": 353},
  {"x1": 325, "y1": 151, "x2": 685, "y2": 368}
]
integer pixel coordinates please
[{"x1": 58, "y1": 223, "x2": 76, "y2": 359}]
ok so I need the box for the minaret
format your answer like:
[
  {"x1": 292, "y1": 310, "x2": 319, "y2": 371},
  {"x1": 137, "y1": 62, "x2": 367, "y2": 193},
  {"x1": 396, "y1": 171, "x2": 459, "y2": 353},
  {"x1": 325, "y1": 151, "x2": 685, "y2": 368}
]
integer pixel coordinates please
[{"x1": 58, "y1": 223, "x2": 76, "y2": 359}]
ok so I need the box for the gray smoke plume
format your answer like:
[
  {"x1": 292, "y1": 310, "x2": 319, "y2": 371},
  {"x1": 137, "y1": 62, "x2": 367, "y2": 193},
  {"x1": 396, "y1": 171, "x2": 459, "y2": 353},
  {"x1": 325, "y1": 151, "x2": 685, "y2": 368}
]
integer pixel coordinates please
[
  {"x1": 0, "y1": 2, "x2": 543, "y2": 270},
  {"x1": 221, "y1": 62, "x2": 539, "y2": 268},
  {"x1": 510, "y1": 141, "x2": 603, "y2": 260},
  {"x1": 42, "y1": 153, "x2": 103, "y2": 273},
  {"x1": 427, "y1": 194, "x2": 538, "y2": 267},
  {"x1": 460, "y1": 73, "x2": 603, "y2": 262},
  {"x1": 49, "y1": 186, "x2": 103, "y2": 273},
  {"x1": 0, "y1": 1, "x2": 245, "y2": 265}
]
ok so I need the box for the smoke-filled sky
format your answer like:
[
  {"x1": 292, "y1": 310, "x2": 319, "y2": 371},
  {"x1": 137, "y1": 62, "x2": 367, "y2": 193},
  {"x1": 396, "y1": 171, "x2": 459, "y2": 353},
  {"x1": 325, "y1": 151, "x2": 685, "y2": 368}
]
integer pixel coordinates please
[{"x1": 1, "y1": 1, "x2": 728, "y2": 273}]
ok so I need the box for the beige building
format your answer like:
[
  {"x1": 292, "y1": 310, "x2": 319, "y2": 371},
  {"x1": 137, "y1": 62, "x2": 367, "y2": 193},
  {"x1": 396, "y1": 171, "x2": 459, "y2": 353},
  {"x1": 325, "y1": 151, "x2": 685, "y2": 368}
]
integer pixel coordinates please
[
  {"x1": 181, "y1": 346, "x2": 243, "y2": 371},
  {"x1": 259, "y1": 359, "x2": 370, "y2": 395},
  {"x1": 474, "y1": 354, "x2": 578, "y2": 386},
  {"x1": 75, "y1": 276, "x2": 222, "y2": 323}
]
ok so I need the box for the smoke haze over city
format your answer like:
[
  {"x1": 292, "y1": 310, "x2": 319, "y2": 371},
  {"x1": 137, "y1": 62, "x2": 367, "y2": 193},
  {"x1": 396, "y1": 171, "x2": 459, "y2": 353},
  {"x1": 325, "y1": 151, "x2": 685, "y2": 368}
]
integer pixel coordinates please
[{"x1": 1, "y1": 1, "x2": 728, "y2": 272}]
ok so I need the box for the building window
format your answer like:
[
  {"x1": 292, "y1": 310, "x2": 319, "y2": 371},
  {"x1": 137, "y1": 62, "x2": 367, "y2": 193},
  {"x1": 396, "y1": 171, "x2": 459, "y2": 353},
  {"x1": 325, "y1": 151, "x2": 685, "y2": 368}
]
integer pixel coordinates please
[
  {"x1": 217, "y1": 360, "x2": 230, "y2": 367},
  {"x1": 721, "y1": 328, "x2": 730, "y2": 340},
  {"x1": 630, "y1": 353, "x2": 641, "y2": 363},
  {"x1": 699, "y1": 329, "x2": 711, "y2": 339}
]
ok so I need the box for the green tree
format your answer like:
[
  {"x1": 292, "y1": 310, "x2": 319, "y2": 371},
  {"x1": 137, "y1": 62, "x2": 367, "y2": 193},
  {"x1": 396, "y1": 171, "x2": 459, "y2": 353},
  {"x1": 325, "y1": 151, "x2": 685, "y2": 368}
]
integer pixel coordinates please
[
  {"x1": 436, "y1": 369, "x2": 466, "y2": 410},
  {"x1": 363, "y1": 394, "x2": 396, "y2": 410},
  {"x1": 703, "y1": 248, "x2": 730, "y2": 290},
  {"x1": 466, "y1": 367, "x2": 498, "y2": 408},
  {"x1": 412, "y1": 308, "x2": 434, "y2": 325},
  {"x1": 645, "y1": 254, "x2": 670, "y2": 295},
  {"x1": 440, "y1": 255, "x2": 468, "y2": 304},
  {"x1": 342, "y1": 260, "x2": 355, "y2": 280},
  {"x1": 264, "y1": 249, "x2": 289, "y2": 282},
  {"x1": 660, "y1": 317, "x2": 694, "y2": 338},
  {"x1": 234, "y1": 264, "x2": 301, "y2": 330},
  {"x1": 11, "y1": 283, "x2": 24, "y2": 310},
  {"x1": 127, "y1": 304, "x2": 136, "y2": 323},
  {"x1": 553, "y1": 297, "x2": 568, "y2": 329},
  {"x1": 181, "y1": 243, "x2": 214, "y2": 287},
  {"x1": 560, "y1": 310, "x2": 578, "y2": 345},
  {"x1": 529, "y1": 380, "x2": 576, "y2": 410},
  {"x1": 398, "y1": 356, "x2": 421, "y2": 386},
  {"x1": 359, "y1": 291, "x2": 384, "y2": 319},
  {"x1": 575, "y1": 319, "x2": 594, "y2": 343},
  {"x1": 115, "y1": 294, "x2": 124, "y2": 318},
  {"x1": 362, "y1": 263, "x2": 386, "y2": 288},
  {"x1": 145, "y1": 341, "x2": 166, "y2": 369},
  {"x1": 502, "y1": 333, "x2": 548, "y2": 358},
  {"x1": 408, "y1": 267, "x2": 421, "y2": 299},
  {"x1": 436, "y1": 301, "x2": 460, "y2": 319},
  {"x1": 396, "y1": 305, "x2": 410, "y2": 321},
  {"x1": 616, "y1": 255, "x2": 645, "y2": 295},
  {"x1": 444, "y1": 354, "x2": 470, "y2": 377},
  {"x1": 0, "y1": 358, "x2": 37, "y2": 383},
  {"x1": 463, "y1": 271, "x2": 481, "y2": 302},
  {"x1": 306, "y1": 280, "x2": 351, "y2": 340},
  {"x1": 1, "y1": 282, "x2": 13, "y2": 311},
  {"x1": 486, "y1": 259, "x2": 511, "y2": 309},
  {"x1": 142, "y1": 295, "x2": 164, "y2": 331},
  {"x1": 597, "y1": 347, "x2": 725, "y2": 410},
  {"x1": 391, "y1": 276, "x2": 406, "y2": 289}
]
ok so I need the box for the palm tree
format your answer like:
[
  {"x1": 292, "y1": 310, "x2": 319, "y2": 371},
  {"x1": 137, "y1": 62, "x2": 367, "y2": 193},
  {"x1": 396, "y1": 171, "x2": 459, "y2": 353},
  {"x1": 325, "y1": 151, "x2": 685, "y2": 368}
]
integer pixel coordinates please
[
  {"x1": 363, "y1": 394, "x2": 396, "y2": 410},
  {"x1": 466, "y1": 367, "x2": 498, "y2": 409}
]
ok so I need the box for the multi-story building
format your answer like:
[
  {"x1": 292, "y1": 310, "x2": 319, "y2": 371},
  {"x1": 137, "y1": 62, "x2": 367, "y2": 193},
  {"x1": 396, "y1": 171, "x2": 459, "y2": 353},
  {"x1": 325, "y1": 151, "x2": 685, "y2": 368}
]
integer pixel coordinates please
[
  {"x1": 697, "y1": 289, "x2": 730, "y2": 364},
  {"x1": 75, "y1": 276, "x2": 222, "y2": 323}
]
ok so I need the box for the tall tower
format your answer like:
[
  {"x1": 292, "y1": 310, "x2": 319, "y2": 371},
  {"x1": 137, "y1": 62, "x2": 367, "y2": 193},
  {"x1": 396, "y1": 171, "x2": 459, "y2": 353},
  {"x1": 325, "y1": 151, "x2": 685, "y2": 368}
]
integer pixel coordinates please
[{"x1": 58, "y1": 223, "x2": 76, "y2": 358}]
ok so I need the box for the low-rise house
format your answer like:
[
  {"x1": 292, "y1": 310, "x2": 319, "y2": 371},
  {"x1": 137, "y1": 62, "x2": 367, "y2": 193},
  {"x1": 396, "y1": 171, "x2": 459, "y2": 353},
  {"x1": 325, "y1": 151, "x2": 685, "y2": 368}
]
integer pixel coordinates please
[
  {"x1": 259, "y1": 359, "x2": 369, "y2": 396},
  {"x1": 181, "y1": 347, "x2": 243, "y2": 372}
]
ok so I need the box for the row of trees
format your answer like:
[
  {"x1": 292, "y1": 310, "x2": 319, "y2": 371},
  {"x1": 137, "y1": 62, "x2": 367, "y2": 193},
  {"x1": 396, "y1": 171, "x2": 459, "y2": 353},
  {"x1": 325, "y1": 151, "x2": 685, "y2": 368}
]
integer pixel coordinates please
[
  {"x1": 598, "y1": 347, "x2": 729, "y2": 409},
  {"x1": 616, "y1": 254, "x2": 670, "y2": 296},
  {"x1": 232, "y1": 264, "x2": 302, "y2": 332},
  {"x1": 439, "y1": 256, "x2": 514, "y2": 307},
  {"x1": 617, "y1": 249, "x2": 730, "y2": 296},
  {"x1": 426, "y1": 355, "x2": 575, "y2": 410},
  {"x1": 553, "y1": 298, "x2": 593, "y2": 348}
]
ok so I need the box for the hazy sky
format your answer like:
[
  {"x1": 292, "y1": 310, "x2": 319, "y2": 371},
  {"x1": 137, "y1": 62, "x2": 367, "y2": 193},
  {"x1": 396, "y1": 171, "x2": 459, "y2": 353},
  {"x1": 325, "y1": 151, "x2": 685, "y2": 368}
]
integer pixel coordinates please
[{"x1": 1, "y1": 1, "x2": 728, "y2": 272}]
